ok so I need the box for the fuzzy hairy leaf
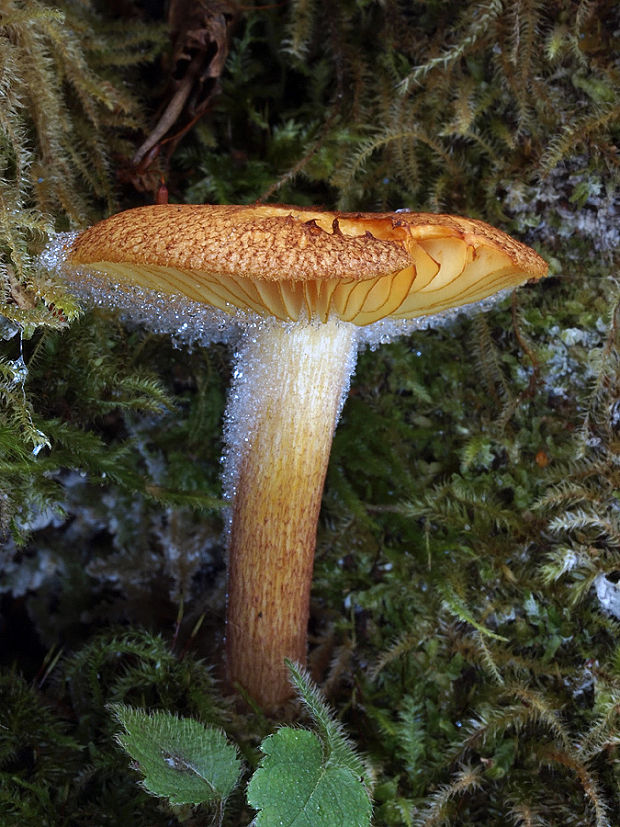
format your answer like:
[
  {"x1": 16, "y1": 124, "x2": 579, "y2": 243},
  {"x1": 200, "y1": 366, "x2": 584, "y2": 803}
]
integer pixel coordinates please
[
  {"x1": 247, "y1": 662, "x2": 373, "y2": 825},
  {"x1": 247, "y1": 728, "x2": 372, "y2": 827},
  {"x1": 111, "y1": 705, "x2": 241, "y2": 806}
]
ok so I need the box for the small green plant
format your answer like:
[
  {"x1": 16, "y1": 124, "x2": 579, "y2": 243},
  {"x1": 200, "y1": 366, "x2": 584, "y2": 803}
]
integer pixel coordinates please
[
  {"x1": 111, "y1": 706, "x2": 242, "y2": 808},
  {"x1": 112, "y1": 660, "x2": 373, "y2": 826}
]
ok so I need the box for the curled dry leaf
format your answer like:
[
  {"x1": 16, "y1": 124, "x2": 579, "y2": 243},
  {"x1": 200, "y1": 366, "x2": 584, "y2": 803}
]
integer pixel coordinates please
[{"x1": 129, "y1": 0, "x2": 237, "y2": 187}]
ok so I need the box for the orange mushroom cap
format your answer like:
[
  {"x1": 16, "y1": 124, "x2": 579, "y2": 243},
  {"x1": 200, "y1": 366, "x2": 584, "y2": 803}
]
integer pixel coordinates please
[{"x1": 65, "y1": 204, "x2": 547, "y2": 326}]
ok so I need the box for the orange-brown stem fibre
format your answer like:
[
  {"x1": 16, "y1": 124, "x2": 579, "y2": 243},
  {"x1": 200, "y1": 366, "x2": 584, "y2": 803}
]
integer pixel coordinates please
[{"x1": 224, "y1": 320, "x2": 357, "y2": 709}]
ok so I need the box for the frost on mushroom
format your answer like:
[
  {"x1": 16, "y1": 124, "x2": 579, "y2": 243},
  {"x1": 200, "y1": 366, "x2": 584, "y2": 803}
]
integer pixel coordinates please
[{"x1": 46, "y1": 203, "x2": 547, "y2": 709}]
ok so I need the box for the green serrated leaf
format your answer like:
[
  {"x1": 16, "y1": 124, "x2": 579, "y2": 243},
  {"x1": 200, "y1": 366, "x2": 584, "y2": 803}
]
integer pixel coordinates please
[
  {"x1": 111, "y1": 705, "x2": 241, "y2": 806},
  {"x1": 247, "y1": 728, "x2": 372, "y2": 827}
]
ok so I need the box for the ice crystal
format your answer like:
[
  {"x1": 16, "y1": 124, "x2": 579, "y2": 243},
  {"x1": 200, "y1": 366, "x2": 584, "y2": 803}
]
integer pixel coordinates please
[
  {"x1": 0, "y1": 315, "x2": 20, "y2": 340},
  {"x1": 594, "y1": 573, "x2": 620, "y2": 619}
]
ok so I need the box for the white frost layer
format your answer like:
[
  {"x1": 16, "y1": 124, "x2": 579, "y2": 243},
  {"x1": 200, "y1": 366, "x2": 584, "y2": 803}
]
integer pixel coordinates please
[
  {"x1": 41, "y1": 232, "x2": 246, "y2": 349},
  {"x1": 42, "y1": 232, "x2": 513, "y2": 350},
  {"x1": 595, "y1": 573, "x2": 620, "y2": 619},
  {"x1": 355, "y1": 289, "x2": 513, "y2": 350},
  {"x1": 222, "y1": 318, "x2": 359, "y2": 511}
]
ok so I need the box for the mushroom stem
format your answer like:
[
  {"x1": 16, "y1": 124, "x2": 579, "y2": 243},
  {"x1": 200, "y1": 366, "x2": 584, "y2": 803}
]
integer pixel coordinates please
[{"x1": 224, "y1": 317, "x2": 358, "y2": 708}]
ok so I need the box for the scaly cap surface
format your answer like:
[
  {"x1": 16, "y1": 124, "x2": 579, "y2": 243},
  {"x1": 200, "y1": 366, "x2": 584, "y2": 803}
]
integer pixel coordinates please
[{"x1": 66, "y1": 204, "x2": 548, "y2": 325}]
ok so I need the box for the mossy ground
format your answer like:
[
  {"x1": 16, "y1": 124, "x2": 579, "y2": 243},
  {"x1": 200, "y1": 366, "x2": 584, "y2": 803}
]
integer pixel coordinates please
[{"x1": 1, "y1": 1, "x2": 618, "y2": 824}]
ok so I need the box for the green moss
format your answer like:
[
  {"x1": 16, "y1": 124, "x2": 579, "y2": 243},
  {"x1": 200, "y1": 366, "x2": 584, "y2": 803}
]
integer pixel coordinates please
[{"x1": 1, "y1": 0, "x2": 619, "y2": 824}]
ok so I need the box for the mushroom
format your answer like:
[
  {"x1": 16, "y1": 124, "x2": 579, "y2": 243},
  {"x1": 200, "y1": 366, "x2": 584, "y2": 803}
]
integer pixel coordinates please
[{"x1": 57, "y1": 203, "x2": 547, "y2": 709}]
